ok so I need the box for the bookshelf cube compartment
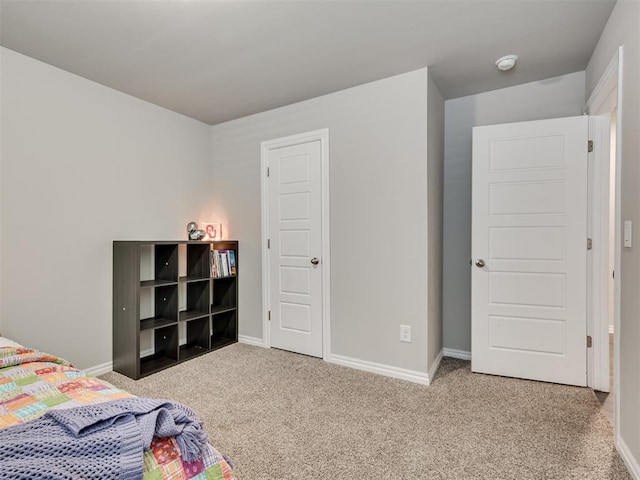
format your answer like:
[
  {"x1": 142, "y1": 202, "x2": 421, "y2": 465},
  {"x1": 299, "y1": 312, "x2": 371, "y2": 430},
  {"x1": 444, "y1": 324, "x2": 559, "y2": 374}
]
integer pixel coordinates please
[
  {"x1": 154, "y1": 244, "x2": 178, "y2": 282},
  {"x1": 154, "y1": 285, "x2": 178, "y2": 323},
  {"x1": 188, "y1": 280, "x2": 209, "y2": 311},
  {"x1": 211, "y1": 244, "x2": 237, "y2": 278},
  {"x1": 211, "y1": 310, "x2": 237, "y2": 350},
  {"x1": 180, "y1": 317, "x2": 211, "y2": 361},
  {"x1": 186, "y1": 243, "x2": 211, "y2": 280},
  {"x1": 140, "y1": 324, "x2": 179, "y2": 377},
  {"x1": 212, "y1": 276, "x2": 237, "y2": 309},
  {"x1": 139, "y1": 245, "x2": 154, "y2": 283},
  {"x1": 179, "y1": 281, "x2": 210, "y2": 322}
]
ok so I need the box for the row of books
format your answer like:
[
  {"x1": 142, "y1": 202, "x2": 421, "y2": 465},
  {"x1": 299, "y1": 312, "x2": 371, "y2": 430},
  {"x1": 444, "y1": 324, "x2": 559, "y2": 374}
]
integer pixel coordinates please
[{"x1": 211, "y1": 249, "x2": 236, "y2": 278}]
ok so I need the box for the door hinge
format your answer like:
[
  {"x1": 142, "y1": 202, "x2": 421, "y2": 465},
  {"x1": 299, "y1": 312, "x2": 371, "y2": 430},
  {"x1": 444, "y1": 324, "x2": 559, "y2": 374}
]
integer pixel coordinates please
[
  {"x1": 268, "y1": 311, "x2": 271, "y2": 321},
  {"x1": 587, "y1": 335, "x2": 593, "y2": 348},
  {"x1": 588, "y1": 140, "x2": 594, "y2": 153},
  {"x1": 267, "y1": 167, "x2": 270, "y2": 177},
  {"x1": 267, "y1": 239, "x2": 271, "y2": 249},
  {"x1": 613, "y1": 270, "x2": 615, "y2": 279},
  {"x1": 587, "y1": 238, "x2": 593, "y2": 250}
]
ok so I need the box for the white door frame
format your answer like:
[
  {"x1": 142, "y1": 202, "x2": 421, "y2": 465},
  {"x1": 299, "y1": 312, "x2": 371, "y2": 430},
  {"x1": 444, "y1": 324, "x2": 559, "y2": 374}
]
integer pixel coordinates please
[
  {"x1": 260, "y1": 129, "x2": 331, "y2": 360},
  {"x1": 584, "y1": 47, "x2": 623, "y2": 431},
  {"x1": 586, "y1": 113, "x2": 612, "y2": 392}
]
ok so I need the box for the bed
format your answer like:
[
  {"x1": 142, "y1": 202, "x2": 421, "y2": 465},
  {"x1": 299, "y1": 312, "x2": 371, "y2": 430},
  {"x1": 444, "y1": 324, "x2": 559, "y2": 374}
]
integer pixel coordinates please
[{"x1": 0, "y1": 337, "x2": 236, "y2": 480}]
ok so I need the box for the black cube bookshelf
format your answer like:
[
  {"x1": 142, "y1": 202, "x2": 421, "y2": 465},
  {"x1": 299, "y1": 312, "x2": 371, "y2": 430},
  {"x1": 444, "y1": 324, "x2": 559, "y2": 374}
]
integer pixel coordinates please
[{"x1": 113, "y1": 240, "x2": 238, "y2": 379}]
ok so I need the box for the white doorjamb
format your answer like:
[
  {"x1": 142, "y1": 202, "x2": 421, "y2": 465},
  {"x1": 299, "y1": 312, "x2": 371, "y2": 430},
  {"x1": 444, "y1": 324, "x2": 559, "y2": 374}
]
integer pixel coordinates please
[
  {"x1": 584, "y1": 47, "x2": 623, "y2": 439},
  {"x1": 586, "y1": 114, "x2": 612, "y2": 393},
  {"x1": 260, "y1": 129, "x2": 331, "y2": 360}
]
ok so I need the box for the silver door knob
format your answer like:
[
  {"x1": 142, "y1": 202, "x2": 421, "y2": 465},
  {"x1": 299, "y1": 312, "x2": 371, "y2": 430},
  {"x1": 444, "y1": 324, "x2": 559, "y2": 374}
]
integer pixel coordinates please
[
  {"x1": 311, "y1": 257, "x2": 320, "y2": 265},
  {"x1": 475, "y1": 259, "x2": 485, "y2": 268}
]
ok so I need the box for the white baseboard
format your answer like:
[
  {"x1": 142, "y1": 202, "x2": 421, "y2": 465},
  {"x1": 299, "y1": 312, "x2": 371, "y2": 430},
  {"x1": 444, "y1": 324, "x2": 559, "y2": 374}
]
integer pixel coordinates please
[
  {"x1": 618, "y1": 435, "x2": 640, "y2": 479},
  {"x1": 443, "y1": 348, "x2": 472, "y2": 361},
  {"x1": 238, "y1": 335, "x2": 265, "y2": 347},
  {"x1": 327, "y1": 353, "x2": 432, "y2": 385},
  {"x1": 87, "y1": 338, "x2": 265, "y2": 378},
  {"x1": 141, "y1": 347, "x2": 155, "y2": 358},
  {"x1": 86, "y1": 346, "x2": 166, "y2": 377},
  {"x1": 428, "y1": 349, "x2": 444, "y2": 381},
  {"x1": 85, "y1": 361, "x2": 113, "y2": 377},
  {"x1": 609, "y1": 324, "x2": 615, "y2": 334}
]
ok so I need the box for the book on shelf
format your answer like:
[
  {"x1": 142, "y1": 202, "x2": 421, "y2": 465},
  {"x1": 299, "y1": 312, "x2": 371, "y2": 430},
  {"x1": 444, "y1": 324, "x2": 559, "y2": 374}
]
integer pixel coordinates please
[
  {"x1": 228, "y1": 250, "x2": 237, "y2": 275},
  {"x1": 220, "y1": 251, "x2": 229, "y2": 277},
  {"x1": 210, "y1": 250, "x2": 218, "y2": 278},
  {"x1": 211, "y1": 249, "x2": 236, "y2": 278}
]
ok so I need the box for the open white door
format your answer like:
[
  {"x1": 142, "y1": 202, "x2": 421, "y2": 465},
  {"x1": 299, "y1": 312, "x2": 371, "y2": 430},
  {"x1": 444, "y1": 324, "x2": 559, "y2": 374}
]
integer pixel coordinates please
[{"x1": 472, "y1": 116, "x2": 589, "y2": 386}]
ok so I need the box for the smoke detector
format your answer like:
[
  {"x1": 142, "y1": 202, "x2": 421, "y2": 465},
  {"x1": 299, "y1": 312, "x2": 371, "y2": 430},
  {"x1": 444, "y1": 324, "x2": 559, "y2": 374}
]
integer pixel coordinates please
[{"x1": 495, "y1": 54, "x2": 518, "y2": 71}]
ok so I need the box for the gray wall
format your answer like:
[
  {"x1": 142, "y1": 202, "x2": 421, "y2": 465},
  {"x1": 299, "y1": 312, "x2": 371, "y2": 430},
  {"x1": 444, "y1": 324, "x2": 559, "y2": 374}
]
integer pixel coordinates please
[
  {"x1": 442, "y1": 71, "x2": 586, "y2": 353},
  {"x1": 211, "y1": 68, "x2": 436, "y2": 373},
  {"x1": 427, "y1": 72, "x2": 445, "y2": 370},
  {"x1": 0, "y1": 48, "x2": 213, "y2": 369},
  {"x1": 586, "y1": 0, "x2": 640, "y2": 469}
]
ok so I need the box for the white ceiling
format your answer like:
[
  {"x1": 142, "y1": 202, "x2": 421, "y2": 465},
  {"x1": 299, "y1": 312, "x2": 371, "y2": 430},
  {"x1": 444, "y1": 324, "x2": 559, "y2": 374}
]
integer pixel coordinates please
[{"x1": 0, "y1": 0, "x2": 615, "y2": 125}]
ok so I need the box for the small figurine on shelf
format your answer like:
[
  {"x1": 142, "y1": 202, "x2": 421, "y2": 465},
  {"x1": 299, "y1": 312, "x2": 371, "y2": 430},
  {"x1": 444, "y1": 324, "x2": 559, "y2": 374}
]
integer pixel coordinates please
[{"x1": 186, "y1": 221, "x2": 206, "y2": 240}]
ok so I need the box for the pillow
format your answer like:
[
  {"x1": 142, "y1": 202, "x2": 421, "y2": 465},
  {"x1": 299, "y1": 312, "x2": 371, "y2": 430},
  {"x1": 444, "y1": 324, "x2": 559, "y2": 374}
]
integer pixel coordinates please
[{"x1": 0, "y1": 336, "x2": 22, "y2": 348}]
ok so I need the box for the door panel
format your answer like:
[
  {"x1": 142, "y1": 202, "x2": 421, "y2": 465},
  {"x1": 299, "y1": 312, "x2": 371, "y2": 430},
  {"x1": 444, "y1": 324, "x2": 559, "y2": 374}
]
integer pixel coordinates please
[
  {"x1": 488, "y1": 316, "x2": 565, "y2": 354},
  {"x1": 269, "y1": 140, "x2": 323, "y2": 357},
  {"x1": 472, "y1": 116, "x2": 588, "y2": 386}
]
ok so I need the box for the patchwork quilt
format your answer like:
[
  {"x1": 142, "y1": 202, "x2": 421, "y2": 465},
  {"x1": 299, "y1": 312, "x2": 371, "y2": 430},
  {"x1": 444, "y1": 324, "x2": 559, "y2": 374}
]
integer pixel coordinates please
[{"x1": 0, "y1": 347, "x2": 236, "y2": 480}]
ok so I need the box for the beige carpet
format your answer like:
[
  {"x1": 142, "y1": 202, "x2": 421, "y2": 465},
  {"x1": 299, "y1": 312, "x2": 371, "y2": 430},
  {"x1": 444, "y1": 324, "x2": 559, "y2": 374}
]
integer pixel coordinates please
[{"x1": 101, "y1": 343, "x2": 631, "y2": 479}]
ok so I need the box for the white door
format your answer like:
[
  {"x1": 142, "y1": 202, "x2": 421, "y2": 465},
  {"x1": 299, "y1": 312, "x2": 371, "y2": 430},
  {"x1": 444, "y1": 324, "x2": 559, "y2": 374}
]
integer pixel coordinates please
[
  {"x1": 267, "y1": 139, "x2": 323, "y2": 357},
  {"x1": 472, "y1": 116, "x2": 589, "y2": 386}
]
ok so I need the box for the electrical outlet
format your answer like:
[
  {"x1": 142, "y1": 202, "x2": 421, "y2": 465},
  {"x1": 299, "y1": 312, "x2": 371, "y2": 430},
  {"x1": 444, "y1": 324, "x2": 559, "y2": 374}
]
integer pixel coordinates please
[{"x1": 400, "y1": 325, "x2": 412, "y2": 343}]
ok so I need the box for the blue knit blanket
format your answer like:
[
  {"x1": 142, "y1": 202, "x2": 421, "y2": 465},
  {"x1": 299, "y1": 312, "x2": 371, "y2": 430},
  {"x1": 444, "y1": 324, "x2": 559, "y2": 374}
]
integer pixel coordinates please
[{"x1": 0, "y1": 397, "x2": 209, "y2": 480}]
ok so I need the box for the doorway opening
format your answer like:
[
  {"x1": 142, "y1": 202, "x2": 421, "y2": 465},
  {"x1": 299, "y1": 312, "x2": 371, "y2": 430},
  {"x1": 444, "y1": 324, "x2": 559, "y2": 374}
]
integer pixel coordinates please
[{"x1": 584, "y1": 47, "x2": 622, "y2": 437}]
